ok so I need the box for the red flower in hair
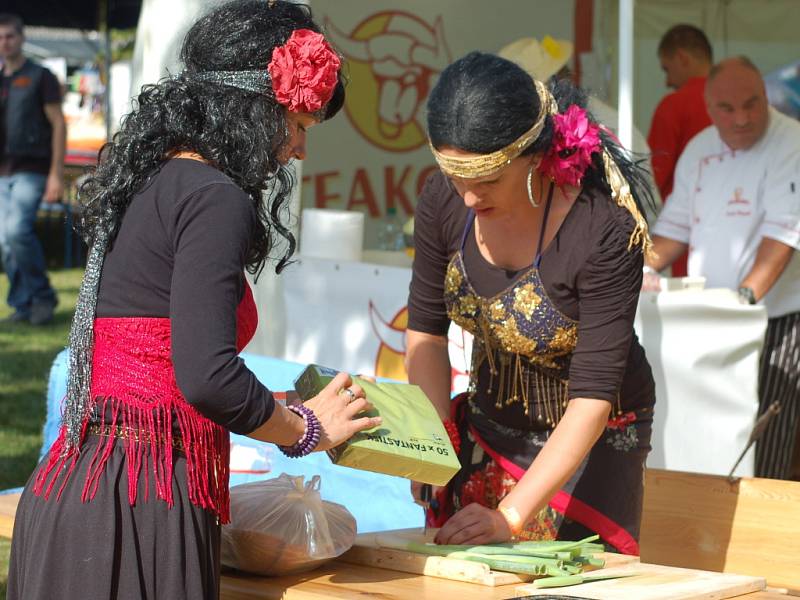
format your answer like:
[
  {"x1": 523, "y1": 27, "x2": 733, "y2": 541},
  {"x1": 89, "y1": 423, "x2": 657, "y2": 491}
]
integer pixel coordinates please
[
  {"x1": 539, "y1": 105, "x2": 601, "y2": 187},
  {"x1": 268, "y1": 29, "x2": 341, "y2": 113}
]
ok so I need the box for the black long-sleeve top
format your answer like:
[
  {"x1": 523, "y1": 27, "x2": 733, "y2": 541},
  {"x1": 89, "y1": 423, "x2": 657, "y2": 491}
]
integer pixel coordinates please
[
  {"x1": 408, "y1": 172, "x2": 655, "y2": 419},
  {"x1": 96, "y1": 158, "x2": 275, "y2": 434}
]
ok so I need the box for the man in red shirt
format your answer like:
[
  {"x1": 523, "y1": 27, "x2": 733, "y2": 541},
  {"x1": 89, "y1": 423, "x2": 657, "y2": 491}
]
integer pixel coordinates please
[{"x1": 648, "y1": 24, "x2": 712, "y2": 276}]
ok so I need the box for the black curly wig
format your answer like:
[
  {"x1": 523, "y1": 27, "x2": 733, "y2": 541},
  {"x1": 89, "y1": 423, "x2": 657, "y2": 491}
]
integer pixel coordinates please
[
  {"x1": 78, "y1": 0, "x2": 345, "y2": 276},
  {"x1": 427, "y1": 51, "x2": 655, "y2": 220}
]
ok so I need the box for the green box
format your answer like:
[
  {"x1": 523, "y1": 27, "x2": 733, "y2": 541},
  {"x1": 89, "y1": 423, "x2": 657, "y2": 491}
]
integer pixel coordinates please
[{"x1": 294, "y1": 364, "x2": 461, "y2": 486}]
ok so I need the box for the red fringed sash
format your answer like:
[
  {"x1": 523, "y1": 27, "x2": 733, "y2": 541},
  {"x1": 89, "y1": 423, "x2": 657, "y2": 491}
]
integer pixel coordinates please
[{"x1": 34, "y1": 281, "x2": 258, "y2": 524}]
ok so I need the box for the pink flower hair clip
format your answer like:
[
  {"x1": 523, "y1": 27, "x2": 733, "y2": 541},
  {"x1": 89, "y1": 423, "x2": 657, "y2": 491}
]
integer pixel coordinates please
[
  {"x1": 538, "y1": 104, "x2": 601, "y2": 187},
  {"x1": 268, "y1": 29, "x2": 341, "y2": 114}
]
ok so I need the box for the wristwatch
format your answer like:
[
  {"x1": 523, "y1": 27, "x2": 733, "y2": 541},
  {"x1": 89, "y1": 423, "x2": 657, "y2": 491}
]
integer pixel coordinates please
[{"x1": 738, "y1": 286, "x2": 757, "y2": 305}]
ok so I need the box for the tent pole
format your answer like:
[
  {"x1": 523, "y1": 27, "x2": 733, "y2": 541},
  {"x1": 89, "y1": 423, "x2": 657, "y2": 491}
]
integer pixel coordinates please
[
  {"x1": 618, "y1": 0, "x2": 634, "y2": 150},
  {"x1": 101, "y1": 0, "x2": 113, "y2": 141}
]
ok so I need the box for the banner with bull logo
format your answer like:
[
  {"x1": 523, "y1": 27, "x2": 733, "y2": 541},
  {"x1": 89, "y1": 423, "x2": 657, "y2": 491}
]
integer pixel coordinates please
[{"x1": 303, "y1": 1, "x2": 575, "y2": 248}]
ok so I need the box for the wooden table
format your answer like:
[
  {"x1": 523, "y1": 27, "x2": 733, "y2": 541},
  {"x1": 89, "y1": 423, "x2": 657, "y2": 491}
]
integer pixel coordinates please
[
  {"x1": 220, "y1": 562, "x2": 788, "y2": 599},
  {"x1": 0, "y1": 493, "x2": 787, "y2": 599}
]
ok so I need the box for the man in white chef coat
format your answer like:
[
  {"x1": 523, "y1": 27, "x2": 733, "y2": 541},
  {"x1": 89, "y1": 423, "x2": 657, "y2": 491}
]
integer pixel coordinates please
[{"x1": 645, "y1": 56, "x2": 800, "y2": 480}]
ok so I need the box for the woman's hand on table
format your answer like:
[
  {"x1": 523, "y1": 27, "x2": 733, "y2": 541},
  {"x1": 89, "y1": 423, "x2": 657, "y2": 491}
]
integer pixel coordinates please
[
  {"x1": 303, "y1": 372, "x2": 382, "y2": 452},
  {"x1": 434, "y1": 502, "x2": 513, "y2": 545}
]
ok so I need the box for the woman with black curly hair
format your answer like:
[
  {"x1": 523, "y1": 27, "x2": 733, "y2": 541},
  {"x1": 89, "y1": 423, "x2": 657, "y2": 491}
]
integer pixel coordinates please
[
  {"x1": 8, "y1": 2, "x2": 380, "y2": 598},
  {"x1": 406, "y1": 52, "x2": 656, "y2": 554}
]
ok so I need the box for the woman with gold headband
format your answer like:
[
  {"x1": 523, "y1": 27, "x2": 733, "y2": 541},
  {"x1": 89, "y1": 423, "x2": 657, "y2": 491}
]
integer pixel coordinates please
[{"x1": 406, "y1": 51, "x2": 656, "y2": 554}]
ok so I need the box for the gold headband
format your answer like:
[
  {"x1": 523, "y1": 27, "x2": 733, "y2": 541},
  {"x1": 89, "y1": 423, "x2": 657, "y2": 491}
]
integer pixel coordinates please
[
  {"x1": 430, "y1": 79, "x2": 558, "y2": 179},
  {"x1": 429, "y1": 75, "x2": 653, "y2": 258}
]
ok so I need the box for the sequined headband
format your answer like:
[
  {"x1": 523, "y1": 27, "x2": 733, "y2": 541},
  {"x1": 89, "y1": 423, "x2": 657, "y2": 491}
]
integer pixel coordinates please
[
  {"x1": 430, "y1": 79, "x2": 558, "y2": 179},
  {"x1": 187, "y1": 70, "x2": 334, "y2": 120},
  {"x1": 188, "y1": 70, "x2": 274, "y2": 96}
]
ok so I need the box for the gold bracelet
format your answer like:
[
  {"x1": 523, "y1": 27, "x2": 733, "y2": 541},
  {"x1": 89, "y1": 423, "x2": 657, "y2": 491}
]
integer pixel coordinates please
[{"x1": 498, "y1": 505, "x2": 524, "y2": 537}]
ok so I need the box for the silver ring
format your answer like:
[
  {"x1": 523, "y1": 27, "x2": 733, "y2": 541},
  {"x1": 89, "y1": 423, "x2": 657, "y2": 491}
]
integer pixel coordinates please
[{"x1": 341, "y1": 388, "x2": 356, "y2": 403}]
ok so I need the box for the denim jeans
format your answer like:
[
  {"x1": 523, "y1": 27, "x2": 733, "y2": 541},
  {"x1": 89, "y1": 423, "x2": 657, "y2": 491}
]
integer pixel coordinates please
[{"x1": 0, "y1": 172, "x2": 57, "y2": 315}]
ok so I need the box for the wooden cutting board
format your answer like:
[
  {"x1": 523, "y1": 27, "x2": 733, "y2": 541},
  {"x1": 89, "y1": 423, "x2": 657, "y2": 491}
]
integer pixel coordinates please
[
  {"x1": 516, "y1": 562, "x2": 766, "y2": 599},
  {"x1": 341, "y1": 528, "x2": 638, "y2": 587}
]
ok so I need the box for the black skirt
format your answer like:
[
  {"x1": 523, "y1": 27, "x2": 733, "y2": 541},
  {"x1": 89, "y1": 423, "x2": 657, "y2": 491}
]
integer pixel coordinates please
[{"x1": 8, "y1": 435, "x2": 221, "y2": 600}]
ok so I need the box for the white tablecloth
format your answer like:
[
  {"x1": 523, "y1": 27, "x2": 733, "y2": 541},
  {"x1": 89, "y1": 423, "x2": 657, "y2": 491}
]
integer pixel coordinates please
[{"x1": 635, "y1": 289, "x2": 766, "y2": 476}]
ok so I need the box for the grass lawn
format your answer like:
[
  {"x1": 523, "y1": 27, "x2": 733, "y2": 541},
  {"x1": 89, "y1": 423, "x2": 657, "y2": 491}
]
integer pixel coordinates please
[{"x1": 0, "y1": 268, "x2": 83, "y2": 598}]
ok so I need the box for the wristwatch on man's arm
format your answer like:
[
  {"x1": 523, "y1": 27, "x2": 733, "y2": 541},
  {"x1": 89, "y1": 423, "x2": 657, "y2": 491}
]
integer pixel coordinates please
[{"x1": 738, "y1": 286, "x2": 757, "y2": 305}]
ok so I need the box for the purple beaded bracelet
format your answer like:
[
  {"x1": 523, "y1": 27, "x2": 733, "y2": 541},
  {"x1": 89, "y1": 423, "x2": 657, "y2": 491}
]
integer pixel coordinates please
[{"x1": 279, "y1": 404, "x2": 321, "y2": 458}]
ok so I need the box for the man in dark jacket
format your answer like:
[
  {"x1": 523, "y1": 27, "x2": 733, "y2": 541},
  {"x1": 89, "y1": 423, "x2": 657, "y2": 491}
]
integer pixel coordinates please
[{"x1": 0, "y1": 13, "x2": 64, "y2": 324}]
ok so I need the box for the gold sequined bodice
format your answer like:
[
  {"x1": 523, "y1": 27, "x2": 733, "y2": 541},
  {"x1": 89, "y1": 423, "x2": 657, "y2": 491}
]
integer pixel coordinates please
[{"x1": 444, "y1": 250, "x2": 579, "y2": 426}]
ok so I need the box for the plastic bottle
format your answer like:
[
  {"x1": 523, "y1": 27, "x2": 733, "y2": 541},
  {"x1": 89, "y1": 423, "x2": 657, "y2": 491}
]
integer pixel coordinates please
[{"x1": 376, "y1": 207, "x2": 406, "y2": 251}]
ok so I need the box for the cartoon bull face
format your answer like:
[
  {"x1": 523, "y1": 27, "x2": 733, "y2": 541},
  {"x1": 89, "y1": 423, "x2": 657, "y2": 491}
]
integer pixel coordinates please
[{"x1": 325, "y1": 11, "x2": 451, "y2": 152}]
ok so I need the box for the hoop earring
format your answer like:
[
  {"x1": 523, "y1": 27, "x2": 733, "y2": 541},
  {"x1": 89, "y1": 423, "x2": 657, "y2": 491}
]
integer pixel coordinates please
[{"x1": 527, "y1": 166, "x2": 539, "y2": 208}]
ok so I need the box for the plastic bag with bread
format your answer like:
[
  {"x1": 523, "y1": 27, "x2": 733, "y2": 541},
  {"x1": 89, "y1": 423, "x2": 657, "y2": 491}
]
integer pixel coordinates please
[{"x1": 221, "y1": 474, "x2": 356, "y2": 576}]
